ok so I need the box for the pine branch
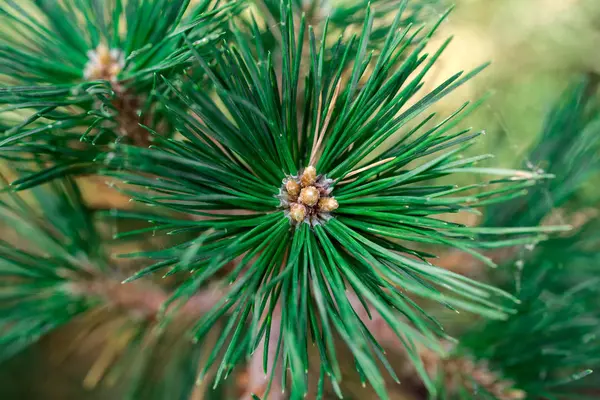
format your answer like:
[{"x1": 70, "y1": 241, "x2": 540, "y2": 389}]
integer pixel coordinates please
[
  {"x1": 0, "y1": 0, "x2": 243, "y2": 182},
  {"x1": 83, "y1": 3, "x2": 569, "y2": 398},
  {"x1": 451, "y1": 229, "x2": 600, "y2": 399},
  {"x1": 0, "y1": 173, "x2": 226, "y2": 399},
  {"x1": 390, "y1": 75, "x2": 600, "y2": 400},
  {"x1": 0, "y1": 2, "x2": 592, "y2": 400},
  {"x1": 384, "y1": 218, "x2": 600, "y2": 400},
  {"x1": 75, "y1": 277, "x2": 224, "y2": 321}
]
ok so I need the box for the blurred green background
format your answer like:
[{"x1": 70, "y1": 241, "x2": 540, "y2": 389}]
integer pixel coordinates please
[
  {"x1": 426, "y1": 0, "x2": 600, "y2": 205},
  {"x1": 439, "y1": 0, "x2": 600, "y2": 162}
]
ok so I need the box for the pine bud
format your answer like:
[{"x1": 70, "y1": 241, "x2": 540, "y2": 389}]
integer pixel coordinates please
[
  {"x1": 299, "y1": 186, "x2": 320, "y2": 206},
  {"x1": 300, "y1": 166, "x2": 317, "y2": 187},
  {"x1": 84, "y1": 44, "x2": 125, "y2": 81},
  {"x1": 318, "y1": 197, "x2": 338, "y2": 212},
  {"x1": 285, "y1": 179, "x2": 301, "y2": 197},
  {"x1": 289, "y1": 203, "x2": 307, "y2": 223},
  {"x1": 96, "y1": 44, "x2": 112, "y2": 65}
]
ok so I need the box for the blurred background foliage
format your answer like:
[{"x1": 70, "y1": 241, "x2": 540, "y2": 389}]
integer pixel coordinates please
[
  {"x1": 419, "y1": 0, "x2": 600, "y2": 225},
  {"x1": 435, "y1": 0, "x2": 600, "y2": 189},
  {"x1": 2, "y1": 0, "x2": 600, "y2": 398}
]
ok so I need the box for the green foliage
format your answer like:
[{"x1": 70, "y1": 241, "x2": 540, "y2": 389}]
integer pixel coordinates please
[
  {"x1": 0, "y1": 176, "x2": 104, "y2": 362},
  {"x1": 0, "y1": 0, "x2": 238, "y2": 85},
  {"x1": 258, "y1": 0, "x2": 441, "y2": 40},
  {"x1": 485, "y1": 76, "x2": 600, "y2": 228},
  {"x1": 432, "y1": 78, "x2": 600, "y2": 400},
  {"x1": 448, "y1": 221, "x2": 600, "y2": 400},
  {"x1": 0, "y1": 1, "x2": 593, "y2": 400},
  {"x1": 89, "y1": 2, "x2": 566, "y2": 398},
  {"x1": 0, "y1": 172, "x2": 208, "y2": 399},
  {"x1": 0, "y1": 0, "x2": 242, "y2": 151}
]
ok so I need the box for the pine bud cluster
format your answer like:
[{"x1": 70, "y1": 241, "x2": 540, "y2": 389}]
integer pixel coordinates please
[{"x1": 279, "y1": 166, "x2": 338, "y2": 226}]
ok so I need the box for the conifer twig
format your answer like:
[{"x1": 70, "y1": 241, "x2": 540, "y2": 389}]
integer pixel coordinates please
[{"x1": 74, "y1": 277, "x2": 224, "y2": 322}]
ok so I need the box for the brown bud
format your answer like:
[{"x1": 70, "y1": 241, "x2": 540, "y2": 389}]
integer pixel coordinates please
[
  {"x1": 96, "y1": 44, "x2": 111, "y2": 64},
  {"x1": 299, "y1": 186, "x2": 320, "y2": 206},
  {"x1": 318, "y1": 197, "x2": 338, "y2": 212},
  {"x1": 84, "y1": 44, "x2": 124, "y2": 81},
  {"x1": 285, "y1": 179, "x2": 301, "y2": 197},
  {"x1": 289, "y1": 203, "x2": 307, "y2": 223},
  {"x1": 300, "y1": 166, "x2": 317, "y2": 187}
]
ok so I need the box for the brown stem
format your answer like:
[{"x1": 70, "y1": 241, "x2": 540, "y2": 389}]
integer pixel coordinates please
[
  {"x1": 112, "y1": 90, "x2": 152, "y2": 147},
  {"x1": 74, "y1": 278, "x2": 224, "y2": 322}
]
